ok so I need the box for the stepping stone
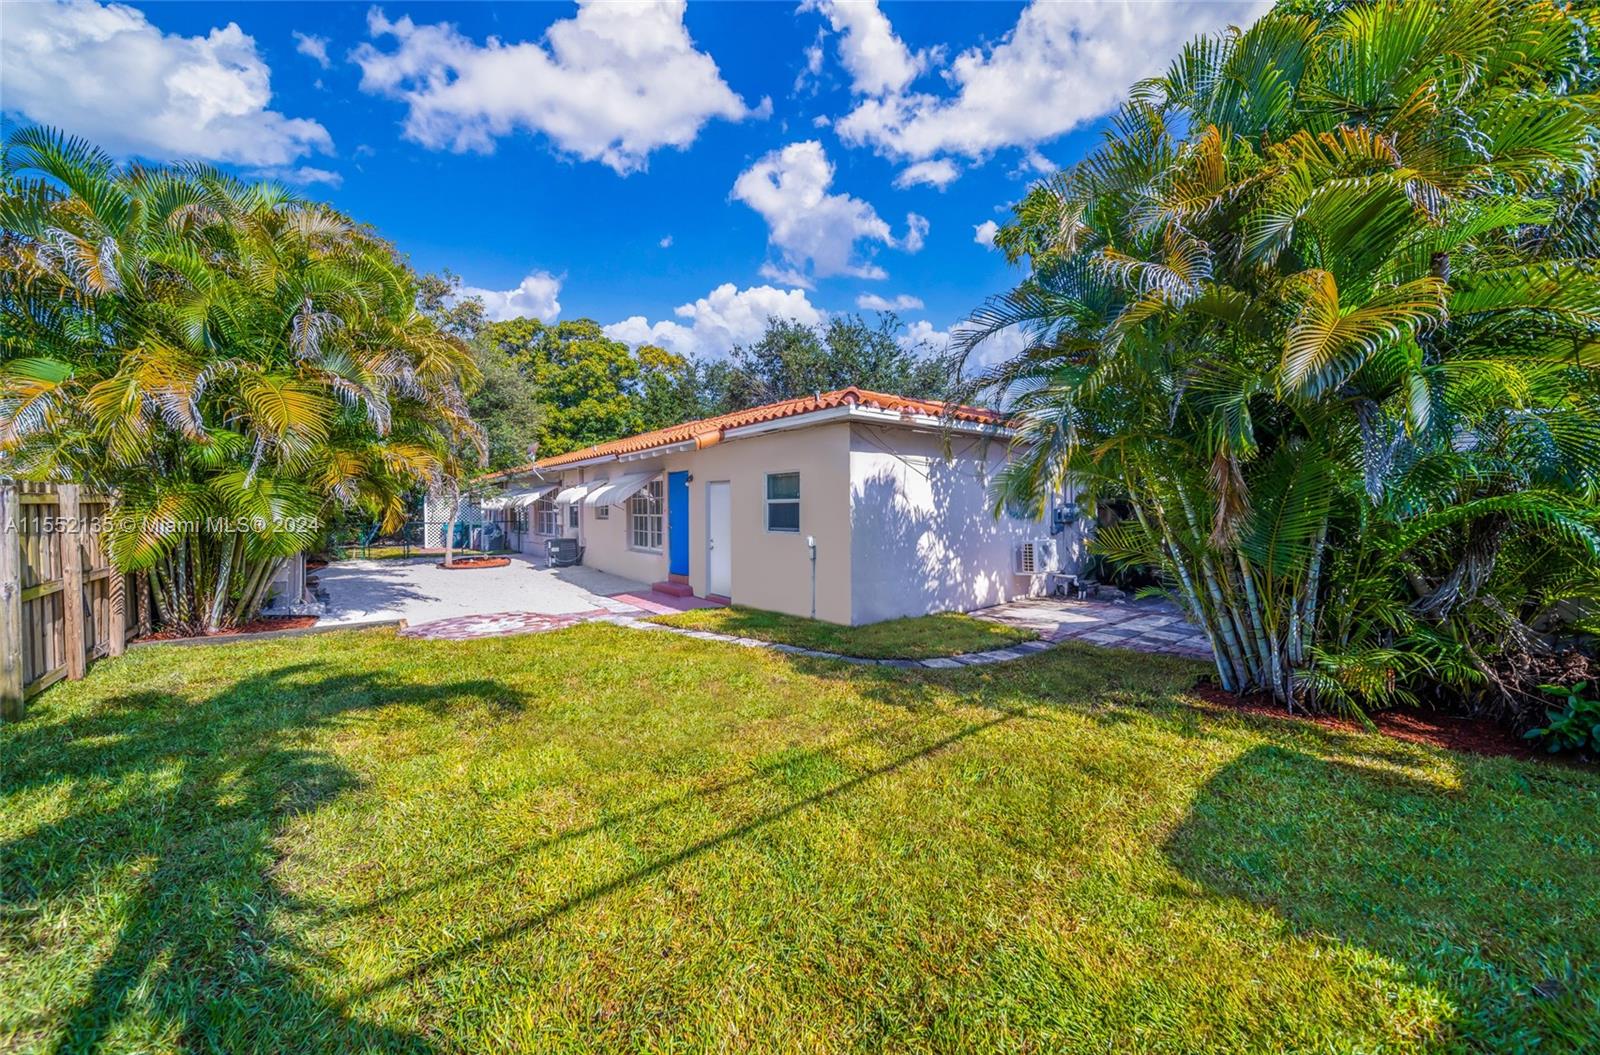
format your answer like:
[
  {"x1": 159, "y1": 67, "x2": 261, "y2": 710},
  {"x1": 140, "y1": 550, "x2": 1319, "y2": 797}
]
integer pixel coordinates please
[{"x1": 920, "y1": 657, "x2": 962, "y2": 669}]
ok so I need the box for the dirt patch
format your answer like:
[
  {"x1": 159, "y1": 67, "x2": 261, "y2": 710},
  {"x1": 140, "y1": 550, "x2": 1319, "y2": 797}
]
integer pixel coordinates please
[
  {"x1": 306, "y1": 558, "x2": 329, "y2": 570},
  {"x1": 1188, "y1": 680, "x2": 1541, "y2": 761},
  {"x1": 135, "y1": 615, "x2": 320, "y2": 642},
  {"x1": 437, "y1": 556, "x2": 512, "y2": 570}
]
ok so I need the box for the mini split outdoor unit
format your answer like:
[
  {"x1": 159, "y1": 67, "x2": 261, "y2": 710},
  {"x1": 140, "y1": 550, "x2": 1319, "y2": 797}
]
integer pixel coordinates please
[{"x1": 1013, "y1": 538, "x2": 1058, "y2": 576}]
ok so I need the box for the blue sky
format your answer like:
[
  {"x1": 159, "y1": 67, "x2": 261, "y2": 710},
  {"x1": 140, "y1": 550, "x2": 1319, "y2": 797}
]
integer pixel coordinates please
[{"x1": 2, "y1": 0, "x2": 1268, "y2": 361}]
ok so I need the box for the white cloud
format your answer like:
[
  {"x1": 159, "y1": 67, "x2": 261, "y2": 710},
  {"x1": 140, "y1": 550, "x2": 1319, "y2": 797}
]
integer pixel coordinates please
[
  {"x1": 894, "y1": 158, "x2": 961, "y2": 190},
  {"x1": 0, "y1": 0, "x2": 331, "y2": 166},
  {"x1": 293, "y1": 31, "x2": 330, "y2": 69},
  {"x1": 803, "y1": 0, "x2": 926, "y2": 97},
  {"x1": 351, "y1": 1, "x2": 761, "y2": 174},
  {"x1": 973, "y1": 220, "x2": 999, "y2": 248},
  {"x1": 605, "y1": 283, "x2": 824, "y2": 359},
  {"x1": 857, "y1": 293, "x2": 923, "y2": 312},
  {"x1": 900, "y1": 318, "x2": 1029, "y2": 369},
  {"x1": 833, "y1": 1, "x2": 1269, "y2": 179},
  {"x1": 460, "y1": 270, "x2": 563, "y2": 323},
  {"x1": 732, "y1": 140, "x2": 925, "y2": 286},
  {"x1": 659, "y1": 235, "x2": 673, "y2": 249},
  {"x1": 251, "y1": 165, "x2": 343, "y2": 187}
]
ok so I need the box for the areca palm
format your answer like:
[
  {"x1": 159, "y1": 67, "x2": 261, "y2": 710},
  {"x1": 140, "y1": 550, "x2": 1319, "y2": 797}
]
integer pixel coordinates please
[
  {"x1": 1, "y1": 128, "x2": 484, "y2": 632},
  {"x1": 966, "y1": 0, "x2": 1599, "y2": 717}
]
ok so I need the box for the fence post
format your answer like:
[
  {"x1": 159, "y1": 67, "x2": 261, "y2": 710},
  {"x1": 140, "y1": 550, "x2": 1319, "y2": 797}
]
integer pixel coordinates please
[
  {"x1": 108, "y1": 561, "x2": 127, "y2": 658},
  {"x1": 59, "y1": 483, "x2": 86, "y2": 681},
  {"x1": 1, "y1": 482, "x2": 23, "y2": 721}
]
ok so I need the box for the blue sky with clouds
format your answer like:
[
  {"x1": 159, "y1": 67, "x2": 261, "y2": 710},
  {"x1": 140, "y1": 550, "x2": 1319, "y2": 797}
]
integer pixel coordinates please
[{"x1": 1, "y1": 0, "x2": 1269, "y2": 361}]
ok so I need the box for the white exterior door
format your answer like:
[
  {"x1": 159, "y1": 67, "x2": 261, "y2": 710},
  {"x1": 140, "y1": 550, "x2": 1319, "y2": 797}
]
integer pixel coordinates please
[{"x1": 706, "y1": 481, "x2": 732, "y2": 597}]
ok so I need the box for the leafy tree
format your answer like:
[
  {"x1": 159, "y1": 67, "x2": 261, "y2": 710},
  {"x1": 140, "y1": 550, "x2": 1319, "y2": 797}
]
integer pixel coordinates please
[
  {"x1": 635, "y1": 344, "x2": 705, "y2": 432},
  {"x1": 0, "y1": 129, "x2": 483, "y2": 632},
  {"x1": 480, "y1": 318, "x2": 648, "y2": 456},
  {"x1": 706, "y1": 313, "x2": 951, "y2": 412},
  {"x1": 411, "y1": 272, "x2": 542, "y2": 471},
  {"x1": 468, "y1": 341, "x2": 544, "y2": 471},
  {"x1": 415, "y1": 268, "x2": 487, "y2": 340},
  {"x1": 968, "y1": 0, "x2": 1600, "y2": 718}
]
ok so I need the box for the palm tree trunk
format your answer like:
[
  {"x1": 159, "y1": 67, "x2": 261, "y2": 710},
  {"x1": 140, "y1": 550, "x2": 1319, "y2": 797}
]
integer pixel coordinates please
[{"x1": 206, "y1": 533, "x2": 241, "y2": 632}]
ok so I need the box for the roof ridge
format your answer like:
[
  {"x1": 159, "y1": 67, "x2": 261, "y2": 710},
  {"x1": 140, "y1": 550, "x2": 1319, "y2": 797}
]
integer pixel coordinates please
[{"x1": 483, "y1": 387, "x2": 1007, "y2": 479}]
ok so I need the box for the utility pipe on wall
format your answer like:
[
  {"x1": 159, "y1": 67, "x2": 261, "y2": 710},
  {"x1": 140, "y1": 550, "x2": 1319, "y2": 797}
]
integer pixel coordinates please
[{"x1": 807, "y1": 534, "x2": 817, "y2": 620}]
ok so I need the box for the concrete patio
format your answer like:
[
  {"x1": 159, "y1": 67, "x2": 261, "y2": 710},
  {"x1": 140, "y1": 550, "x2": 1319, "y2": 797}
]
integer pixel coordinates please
[
  {"x1": 972, "y1": 596, "x2": 1213, "y2": 660},
  {"x1": 313, "y1": 554, "x2": 719, "y2": 638}
]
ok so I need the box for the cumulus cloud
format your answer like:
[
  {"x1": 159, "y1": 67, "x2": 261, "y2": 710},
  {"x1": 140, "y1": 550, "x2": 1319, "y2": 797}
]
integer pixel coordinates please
[
  {"x1": 0, "y1": 0, "x2": 331, "y2": 166},
  {"x1": 857, "y1": 293, "x2": 923, "y2": 312},
  {"x1": 251, "y1": 165, "x2": 343, "y2": 187},
  {"x1": 351, "y1": 1, "x2": 761, "y2": 174},
  {"x1": 803, "y1": 0, "x2": 927, "y2": 97},
  {"x1": 460, "y1": 270, "x2": 563, "y2": 323},
  {"x1": 659, "y1": 235, "x2": 673, "y2": 249},
  {"x1": 973, "y1": 220, "x2": 999, "y2": 248},
  {"x1": 605, "y1": 283, "x2": 824, "y2": 359},
  {"x1": 293, "y1": 31, "x2": 331, "y2": 69},
  {"x1": 732, "y1": 140, "x2": 926, "y2": 287},
  {"x1": 899, "y1": 318, "x2": 1029, "y2": 369},
  {"x1": 894, "y1": 158, "x2": 961, "y2": 190},
  {"x1": 831, "y1": 0, "x2": 1268, "y2": 180}
]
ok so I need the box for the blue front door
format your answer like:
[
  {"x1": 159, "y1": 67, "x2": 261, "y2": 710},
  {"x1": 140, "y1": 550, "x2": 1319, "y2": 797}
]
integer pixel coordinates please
[{"x1": 667, "y1": 470, "x2": 690, "y2": 575}]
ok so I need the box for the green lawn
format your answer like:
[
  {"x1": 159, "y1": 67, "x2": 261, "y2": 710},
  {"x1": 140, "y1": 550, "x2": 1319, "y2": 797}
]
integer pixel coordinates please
[
  {"x1": 3, "y1": 627, "x2": 1597, "y2": 1053},
  {"x1": 648, "y1": 605, "x2": 1037, "y2": 659}
]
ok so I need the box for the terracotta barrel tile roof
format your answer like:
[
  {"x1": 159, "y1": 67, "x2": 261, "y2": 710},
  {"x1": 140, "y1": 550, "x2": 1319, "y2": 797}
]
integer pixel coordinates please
[{"x1": 485, "y1": 387, "x2": 1008, "y2": 479}]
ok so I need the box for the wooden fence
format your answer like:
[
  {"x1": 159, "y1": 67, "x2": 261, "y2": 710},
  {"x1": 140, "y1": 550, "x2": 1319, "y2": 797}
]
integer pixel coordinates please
[{"x1": 1, "y1": 481, "x2": 148, "y2": 721}]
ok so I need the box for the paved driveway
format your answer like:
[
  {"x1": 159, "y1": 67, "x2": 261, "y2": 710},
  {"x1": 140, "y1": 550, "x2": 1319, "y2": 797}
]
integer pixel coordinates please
[{"x1": 313, "y1": 554, "x2": 648, "y2": 628}]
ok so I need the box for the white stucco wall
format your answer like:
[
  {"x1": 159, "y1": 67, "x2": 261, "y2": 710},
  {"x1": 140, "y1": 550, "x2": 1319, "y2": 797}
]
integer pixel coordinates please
[{"x1": 847, "y1": 424, "x2": 1082, "y2": 624}]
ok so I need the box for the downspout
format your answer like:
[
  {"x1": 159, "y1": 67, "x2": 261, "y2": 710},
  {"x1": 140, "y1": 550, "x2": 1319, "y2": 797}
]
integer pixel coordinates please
[{"x1": 808, "y1": 534, "x2": 817, "y2": 619}]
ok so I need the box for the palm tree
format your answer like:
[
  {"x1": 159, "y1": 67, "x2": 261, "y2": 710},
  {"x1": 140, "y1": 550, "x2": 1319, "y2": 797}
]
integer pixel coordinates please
[
  {"x1": 0, "y1": 128, "x2": 484, "y2": 632},
  {"x1": 963, "y1": 0, "x2": 1599, "y2": 718}
]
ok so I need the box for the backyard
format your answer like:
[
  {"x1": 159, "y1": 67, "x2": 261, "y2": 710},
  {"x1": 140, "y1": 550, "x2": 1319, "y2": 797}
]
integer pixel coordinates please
[{"x1": 4, "y1": 627, "x2": 1596, "y2": 1054}]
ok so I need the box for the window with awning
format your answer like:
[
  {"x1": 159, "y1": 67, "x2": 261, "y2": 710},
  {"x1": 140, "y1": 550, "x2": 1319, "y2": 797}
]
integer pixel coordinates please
[
  {"x1": 583, "y1": 472, "x2": 658, "y2": 508},
  {"x1": 481, "y1": 483, "x2": 557, "y2": 510},
  {"x1": 554, "y1": 483, "x2": 590, "y2": 505}
]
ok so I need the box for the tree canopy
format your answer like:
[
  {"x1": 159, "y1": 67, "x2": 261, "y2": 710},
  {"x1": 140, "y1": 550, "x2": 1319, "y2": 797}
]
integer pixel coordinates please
[
  {"x1": 0, "y1": 128, "x2": 482, "y2": 630},
  {"x1": 969, "y1": 0, "x2": 1600, "y2": 720}
]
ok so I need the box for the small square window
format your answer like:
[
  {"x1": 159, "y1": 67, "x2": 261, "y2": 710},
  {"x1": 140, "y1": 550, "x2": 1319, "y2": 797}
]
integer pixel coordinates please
[
  {"x1": 595, "y1": 504, "x2": 609, "y2": 520},
  {"x1": 766, "y1": 472, "x2": 800, "y2": 532}
]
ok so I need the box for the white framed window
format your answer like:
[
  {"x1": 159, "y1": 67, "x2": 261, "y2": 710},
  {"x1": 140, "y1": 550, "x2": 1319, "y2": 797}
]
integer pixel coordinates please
[
  {"x1": 629, "y1": 480, "x2": 663, "y2": 551},
  {"x1": 766, "y1": 472, "x2": 800, "y2": 532},
  {"x1": 594, "y1": 504, "x2": 609, "y2": 520},
  {"x1": 535, "y1": 497, "x2": 559, "y2": 536},
  {"x1": 568, "y1": 504, "x2": 579, "y2": 530}
]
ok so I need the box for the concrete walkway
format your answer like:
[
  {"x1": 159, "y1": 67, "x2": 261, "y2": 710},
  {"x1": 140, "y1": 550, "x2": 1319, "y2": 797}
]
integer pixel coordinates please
[
  {"x1": 313, "y1": 554, "x2": 649, "y2": 628},
  {"x1": 971, "y1": 596, "x2": 1213, "y2": 661},
  {"x1": 314, "y1": 556, "x2": 1213, "y2": 666},
  {"x1": 386, "y1": 588, "x2": 1212, "y2": 671}
]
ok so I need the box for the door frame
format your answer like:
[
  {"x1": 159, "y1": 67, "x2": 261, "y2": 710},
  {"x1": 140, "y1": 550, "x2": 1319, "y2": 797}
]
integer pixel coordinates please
[{"x1": 704, "y1": 479, "x2": 732, "y2": 598}]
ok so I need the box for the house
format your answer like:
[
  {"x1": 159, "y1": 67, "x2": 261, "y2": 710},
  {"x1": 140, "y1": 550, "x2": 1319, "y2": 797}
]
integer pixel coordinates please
[{"x1": 474, "y1": 388, "x2": 1086, "y2": 625}]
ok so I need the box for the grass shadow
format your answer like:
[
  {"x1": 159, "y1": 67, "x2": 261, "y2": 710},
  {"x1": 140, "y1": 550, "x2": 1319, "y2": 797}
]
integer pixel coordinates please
[
  {"x1": 3, "y1": 661, "x2": 521, "y2": 1054},
  {"x1": 1163, "y1": 744, "x2": 1600, "y2": 1052}
]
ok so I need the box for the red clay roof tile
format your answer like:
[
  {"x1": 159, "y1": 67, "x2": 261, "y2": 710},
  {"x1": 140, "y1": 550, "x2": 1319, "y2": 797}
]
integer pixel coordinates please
[{"x1": 485, "y1": 387, "x2": 1007, "y2": 479}]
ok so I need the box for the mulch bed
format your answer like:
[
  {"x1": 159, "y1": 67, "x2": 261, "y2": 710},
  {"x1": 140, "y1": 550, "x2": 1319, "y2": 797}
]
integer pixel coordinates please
[
  {"x1": 135, "y1": 615, "x2": 320, "y2": 642},
  {"x1": 437, "y1": 556, "x2": 511, "y2": 569},
  {"x1": 1188, "y1": 680, "x2": 1540, "y2": 760}
]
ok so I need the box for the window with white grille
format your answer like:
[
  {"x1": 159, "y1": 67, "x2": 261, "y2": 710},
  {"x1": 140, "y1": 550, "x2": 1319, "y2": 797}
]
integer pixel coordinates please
[
  {"x1": 629, "y1": 480, "x2": 662, "y2": 551},
  {"x1": 535, "y1": 497, "x2": 559, "y2": 536}
]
